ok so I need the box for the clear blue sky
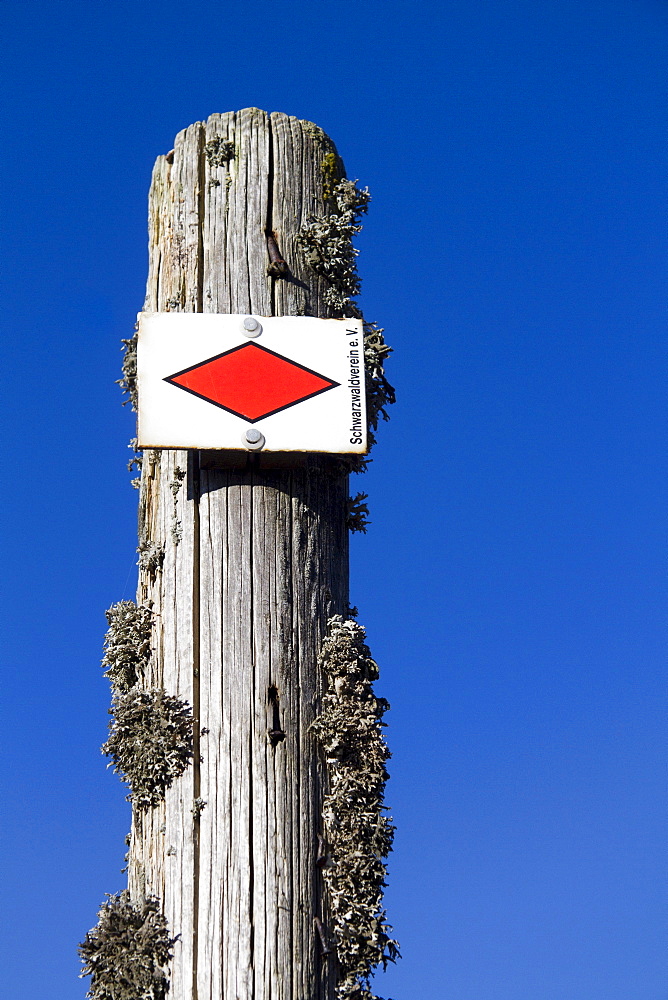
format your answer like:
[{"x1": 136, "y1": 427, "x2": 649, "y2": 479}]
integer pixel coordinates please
[{"x1": 1, "y1": 2, "x2": 665, "y2": 998}]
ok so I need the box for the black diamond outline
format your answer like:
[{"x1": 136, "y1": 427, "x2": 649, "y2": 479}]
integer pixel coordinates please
[{"x1": 164, "y1": 342, "x2": 340, "y2": 423}]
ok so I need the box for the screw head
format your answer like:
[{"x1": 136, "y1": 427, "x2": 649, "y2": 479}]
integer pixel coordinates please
[
  {"x1": 242, "y1": 316, "x2": 262, "y2": 337},
  {"x1": 244, "y1": 428, "x2": 265, "y2": 450}
]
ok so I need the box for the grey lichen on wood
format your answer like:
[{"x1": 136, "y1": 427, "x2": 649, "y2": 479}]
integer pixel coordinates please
[
  {"x1": 101, "y1": 599, "x2": 194, "y2": 808},
  {"x1": 118, "y1": 332, "x2": 138, "y2": 411},
  {"x1": 296, "y1": 170, "x2": 395, "y2": 460},
  {"x1": 79, "y1": 891, "x2": 176, "y2": 1000},
  {"x1": 101, "y1": 601, "x2": 152, "y2": 692},
  {"x1": 296, "y1": 177, "x2": 370, "y2": 317},
  {"x1": 346, "y1": 492, "x2": 370, "y2": 533},
  {"x1": 103, "y1": 687, "x2": 194, "y2": 809},
  {"x1": 311, "y1": 617, "x2": 399, "y2": 1000},
  {"x1": 137, "y1": 540, "x2": 164, "y2": 578},
  {"x1": 169, "y1": 466, "x2": 186, "y2": 544},
  {"x1": 300, "y1": 119, "x2": 338, "y2": 151},
  {"x1": 362, "y1": 322, "x2": 396, "y2": 452},
  {"x1": 204, "y1": 135, "x2": 235, "y2": 166},
  {"x1": 127, "y1": 437, "x2": 142, "y2": 489}
]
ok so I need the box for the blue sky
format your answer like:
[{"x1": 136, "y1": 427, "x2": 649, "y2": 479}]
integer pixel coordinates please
[{"x1": 1, "y1": 2, "x2": 665, "y2": 998}]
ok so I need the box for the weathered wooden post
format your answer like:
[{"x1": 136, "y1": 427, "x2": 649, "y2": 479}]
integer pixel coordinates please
[{"x1": 80, "y1": 109, "x2": 397, "y2": 1000}]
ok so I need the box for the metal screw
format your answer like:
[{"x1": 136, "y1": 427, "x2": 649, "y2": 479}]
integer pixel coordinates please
[
  {"x1": 244, "y1": 428, "x2": 265, "y2": 450},
  {"x1": 242, "y1": 316, "x2": 262, "y2": 337}
]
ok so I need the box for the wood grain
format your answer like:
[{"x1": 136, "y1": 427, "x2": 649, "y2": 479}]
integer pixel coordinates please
[{"x1": 129, "y1": 110, "x2": 349, "y2": 1000}]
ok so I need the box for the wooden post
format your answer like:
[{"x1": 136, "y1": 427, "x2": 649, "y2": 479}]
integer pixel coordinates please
[{"x1": 129, "y1": 110, "x2": 352, "y2": 1000}]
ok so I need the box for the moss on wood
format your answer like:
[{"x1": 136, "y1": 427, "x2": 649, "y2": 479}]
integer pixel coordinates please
[
  {"x1": 79, "y1": 891, "x2": 176, "y2": 1000},
  {"x1": 312, "y1": 617, "x2": 399, "y2": 1000}
]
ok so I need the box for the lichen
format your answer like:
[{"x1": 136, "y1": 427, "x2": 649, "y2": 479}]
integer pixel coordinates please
[
  {"x1": 191, "y1": 796, "x2": 207, "y2": 817},
  {"x1": 311, "y1": 617, "x2": 399, "y2": 1000},
  {"x1": 103, "y1": 688, "x2": 194, "y2": 809},
  {"x1": 101, "y1": 602, "x2": 153, "y2": 693},
  {"x1": 137, "y1": 540, "x2": 164, "y2": 578},
  {"x1": 297, "y1": 178, "x2": 370, "y2": 319},
  {"x1": 297, "y1": 179, "x2": 395, "y2": 463},
  {"x1": 170, "y1": 467, "x2": 186, "y2": 545},
  {"x1": 119, "y1": 334, "x2": 141, "y2": 484},
  {"x1": 301, "y1": 120, "x2": 336, "y2": 152},
  {"x1": 363, "y1": 322, "x2": 396, "y2": 451},
  {"x1": 205, "y1": 136, "x2": 235, "y2": 166},
  {"x1": 117, "y1": 333, "x2": 138, "y2": 411},
  {"x1": 346, "y1": 492, "x2": 370, "y2": 533},
  {"x1": 127, "y1": 437, "x2": 142, "y2": 486},
  {"x1": 79, "y1": 891, "x2": 176, "y2": 1000},
  {"x1": 321, "y1": 150, "x2": 340, "y2": 202},
  {"x1": 169, "y1": 467, "x2": 186, "y2": 500}
]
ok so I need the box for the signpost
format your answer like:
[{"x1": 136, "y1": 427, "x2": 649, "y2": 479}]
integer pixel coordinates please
[
  {"x1": 86, "y1": 109, "x2": 395, "y2": 1000},
  {"x1": 137, "y1": 313, "x2": 367, "y2": 453}
]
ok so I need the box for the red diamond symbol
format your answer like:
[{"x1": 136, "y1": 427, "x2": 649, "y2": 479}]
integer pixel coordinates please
[{"x1": 165, "y1": 342, "x2": 340, "y2": 422}]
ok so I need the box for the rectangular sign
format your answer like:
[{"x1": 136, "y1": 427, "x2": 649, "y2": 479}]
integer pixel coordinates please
[{"x1": 137, "y1": 313, "x2": 367, "y2": 453}]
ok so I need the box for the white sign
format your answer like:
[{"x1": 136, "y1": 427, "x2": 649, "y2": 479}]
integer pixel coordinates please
[{"x1": 137, "y1": 313, "x2": 367, "y2": 453}]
